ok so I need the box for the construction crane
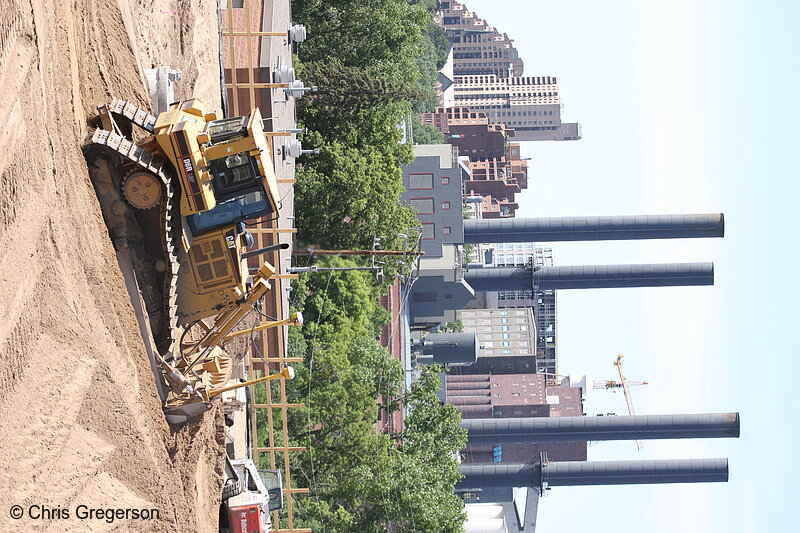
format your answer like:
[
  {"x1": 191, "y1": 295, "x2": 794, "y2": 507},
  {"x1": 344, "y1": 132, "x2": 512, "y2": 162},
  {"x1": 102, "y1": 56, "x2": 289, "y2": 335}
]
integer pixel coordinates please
[
  {"x1": 541, "y1": 357, "x2": 647, "y2": 450},
  {"x1": 614, "y1": 354, "x2": 645, "y2": 450},
  {"x1": 544, "y1": 373, "x2": 648, "y2": 391}
]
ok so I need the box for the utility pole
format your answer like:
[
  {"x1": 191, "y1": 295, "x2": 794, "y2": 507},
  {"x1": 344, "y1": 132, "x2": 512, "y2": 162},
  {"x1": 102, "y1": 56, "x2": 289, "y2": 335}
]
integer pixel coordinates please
[{"x1": 292, "y1": 249, "x2": 424, "y2": 256}]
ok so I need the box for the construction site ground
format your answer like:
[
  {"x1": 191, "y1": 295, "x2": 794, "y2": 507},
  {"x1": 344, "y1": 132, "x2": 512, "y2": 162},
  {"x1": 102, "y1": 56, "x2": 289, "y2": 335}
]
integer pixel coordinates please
[{"x1": 0, "y1": 0, "x2": 231, "y2": 530}]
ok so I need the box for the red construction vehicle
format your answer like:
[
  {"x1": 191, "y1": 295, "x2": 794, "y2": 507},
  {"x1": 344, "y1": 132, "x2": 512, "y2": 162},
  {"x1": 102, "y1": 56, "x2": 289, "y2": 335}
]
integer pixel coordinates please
[{"x1": 221, "y1": 457, "x2": 283, "y2": 533}]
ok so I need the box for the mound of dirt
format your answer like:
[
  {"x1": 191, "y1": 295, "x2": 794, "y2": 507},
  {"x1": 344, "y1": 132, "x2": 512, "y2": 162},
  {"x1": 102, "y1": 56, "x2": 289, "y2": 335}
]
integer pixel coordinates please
[{"x1": 0, "y1": 0, "x2": 228, "y2": 530}]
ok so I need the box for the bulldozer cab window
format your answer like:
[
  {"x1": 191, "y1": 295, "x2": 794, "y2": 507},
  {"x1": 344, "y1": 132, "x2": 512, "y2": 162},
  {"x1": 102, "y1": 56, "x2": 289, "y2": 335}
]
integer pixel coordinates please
[
  {"x1": 207, "y1": 116, "x2": 248, "y2": 144},
  {"x1": 187, "y1": 189, "x2": 273, "y2": 234},
  {"x1": 210, "y1": 153, "x2": 260, "y2": 196}
]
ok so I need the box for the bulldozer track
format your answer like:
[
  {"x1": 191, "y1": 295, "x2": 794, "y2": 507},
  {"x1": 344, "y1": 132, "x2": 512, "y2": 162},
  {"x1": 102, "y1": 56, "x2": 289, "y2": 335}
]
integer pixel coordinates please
[
  {"x1": 84, "y1": 101, "x2": 179, "y2": 357},
  {"x1": 103, "y1": 98, "x2": 158, "y2": 133}
]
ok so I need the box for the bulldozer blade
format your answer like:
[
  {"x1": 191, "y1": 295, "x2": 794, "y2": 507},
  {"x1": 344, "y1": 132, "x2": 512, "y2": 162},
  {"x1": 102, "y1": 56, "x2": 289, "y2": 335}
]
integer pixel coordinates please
[{"x1": 164, "y1": 400, "x2": 212, "y2": 424}]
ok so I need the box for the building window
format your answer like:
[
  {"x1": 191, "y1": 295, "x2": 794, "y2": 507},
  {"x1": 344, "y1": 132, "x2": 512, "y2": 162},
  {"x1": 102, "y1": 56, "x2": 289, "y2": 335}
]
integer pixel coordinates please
[
  {"x1": 443, "y1": 226, "x2": 452, "y2": 235},
  {"x1": 501, "y1": 333, "x2": 510, "y2": 339},
  {"x1": 441, "y1": 201, "x2": 451, "y2": 209},
  {"x1": 412, "y1": 292, "x2": 436, "y2": 302},
  {"x1": 501, "y1": 342, "x2": 511, "y2": 347},
  {"x1": 500, "y1": 318, "x2": 509, "y2": 323},
  {"x1": 499, "y1": 311, "x2": 508, "y2": 316},
  {"x1": 422, "y1": 223, "x2": 435, "y2": 239},
  {"x1": 501, "y1": 349, "x2": 512, "y2": 354},
  {"x1": 441, "y1": 176, "x2": 450, "y2": 185},
  {"x1": 410, "y1": 198, "x2": 435, "y2": 214},
  {"x1": 409, "y1": 173, "x2": 434, "y2": 189}
]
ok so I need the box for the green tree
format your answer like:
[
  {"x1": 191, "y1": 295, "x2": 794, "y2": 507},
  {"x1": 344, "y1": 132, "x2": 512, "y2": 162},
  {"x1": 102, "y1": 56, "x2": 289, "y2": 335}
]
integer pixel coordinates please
[
  {"x1": 287, "y1": 360, "x2": 466, "y2": 533},
  {"x1": 284, "y1": 262, "x2": 466, "y2": 532},
  {"x1": 443, "y1": 320, "x2": 463, "y2": 333},
  {"x1": 292, "y1": 256, "x2": 389, "y2": 335},
  {"x1": 413, "y1": 20, "x2": 450, "y2": 111},
  {"x1": 290, "y1": 0, "x2": 441, "y2": 259},
  {"x1": 411, "y1": 115, "x2": 445, "y2": 144},
  {"x1": 292, "y1": 0, "x2": 428, "y2": 82},
  {"x1": 273, "y1": 2, "x2": 466, "y2": 530},
  {"x1": 294, "y1": 137, "x2": 419, "y2": 252},
  {"x1": 302, "y1": 61, "x2": 429, "y2": 112}
]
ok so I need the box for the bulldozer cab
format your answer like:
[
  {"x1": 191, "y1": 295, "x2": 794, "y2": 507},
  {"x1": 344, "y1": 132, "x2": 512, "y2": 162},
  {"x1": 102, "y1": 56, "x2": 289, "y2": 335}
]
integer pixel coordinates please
[{"x1": 188, "y1": 109, "x2": 280, "y2": 235}]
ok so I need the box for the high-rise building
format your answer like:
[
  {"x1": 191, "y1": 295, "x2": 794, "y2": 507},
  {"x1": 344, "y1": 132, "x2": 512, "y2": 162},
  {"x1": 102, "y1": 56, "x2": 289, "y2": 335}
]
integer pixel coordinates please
[
  {"x1": 468, "y1": 246, "x2": 559, "y2": 374},
  {"x1": 447, "y1": 74, "x2": 581, "y2": 142},
  {"x1": 437, "y1": 1, "x2": 524, "y2": 78},
  {"x1": 532, "y1": 247, "x2": 557, "y2": 374},
  {"x1": 436, "y1": 1, "x2": 581, "y2": 143},
  {"x1": 457, "y1": 308, "x2": 537, "y2": 359}
]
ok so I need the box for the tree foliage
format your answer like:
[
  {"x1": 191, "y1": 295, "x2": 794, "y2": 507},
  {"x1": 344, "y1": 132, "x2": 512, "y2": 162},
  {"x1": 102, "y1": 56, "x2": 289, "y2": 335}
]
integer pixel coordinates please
[
  {"x1": 411, "y1": 115, "x2": 446, "y2": 145},
  {"x1": 443, "y1": 320, "x2": 464, "y2": 333},
  {"x1": 279, "y1": 3, "x2": 466, "y2": 529},
  {"x1": 294, "y1": 134, "x2": 418, "y2": 251},
  {"x1": 301, "y1": 61, "x2": 429, "y2": 114},
  {"x1": 291, "y1": 0, "x2": 440, "y2": 254},
  {"x1": 281, "y1": 258, "x2": 466, "y2": 532},
  {"x1": 292, "y1": 0, "x2": 427, "y2": 80}
]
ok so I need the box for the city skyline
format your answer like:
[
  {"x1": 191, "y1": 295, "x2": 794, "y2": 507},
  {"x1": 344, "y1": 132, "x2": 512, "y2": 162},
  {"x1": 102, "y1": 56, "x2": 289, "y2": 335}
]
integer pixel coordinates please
[{"x1": 443, "y1": 1, "x2": 796, "y2": 533}]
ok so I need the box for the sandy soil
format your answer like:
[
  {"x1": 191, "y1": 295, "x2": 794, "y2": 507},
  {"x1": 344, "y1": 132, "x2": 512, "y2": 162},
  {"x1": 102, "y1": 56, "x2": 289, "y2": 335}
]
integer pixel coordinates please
[{"x1": 0, "y1": 0, "x2": 229, "y2": 530}]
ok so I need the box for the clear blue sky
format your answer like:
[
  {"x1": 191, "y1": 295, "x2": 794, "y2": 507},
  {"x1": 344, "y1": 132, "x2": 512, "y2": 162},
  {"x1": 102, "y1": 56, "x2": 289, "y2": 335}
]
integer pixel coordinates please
[{"x1": 459, "y1": 1, "x2": 798, "y2": 531}]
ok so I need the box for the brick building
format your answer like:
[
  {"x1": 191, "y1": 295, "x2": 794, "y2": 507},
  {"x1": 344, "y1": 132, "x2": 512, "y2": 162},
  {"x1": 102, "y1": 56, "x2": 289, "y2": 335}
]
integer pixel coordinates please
[
  {"x1": 420, "y1": 107, "x2": 512, "y2": 160},
  {"x1": 465, "y1": 143, "x2": 528, "y2": 219},
  {"x1": 445, "y1": 373, "x2": 587, "y2": 462},
  {"x1": 376, "y1": 281, "x2": 403, "y2": 434}
]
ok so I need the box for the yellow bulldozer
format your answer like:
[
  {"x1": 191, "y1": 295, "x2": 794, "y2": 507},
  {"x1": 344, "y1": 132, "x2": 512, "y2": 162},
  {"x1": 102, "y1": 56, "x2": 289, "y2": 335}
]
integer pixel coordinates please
[{"x1": 84, "y1": 98, "x2": 295, "y2": 422}]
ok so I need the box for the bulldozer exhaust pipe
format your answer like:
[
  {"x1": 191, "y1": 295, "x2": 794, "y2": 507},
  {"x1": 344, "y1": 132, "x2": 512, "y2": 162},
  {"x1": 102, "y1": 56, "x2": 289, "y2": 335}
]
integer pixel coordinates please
[{"x1": 241, "y1": 242, "x2": 290, "y2": 260}]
